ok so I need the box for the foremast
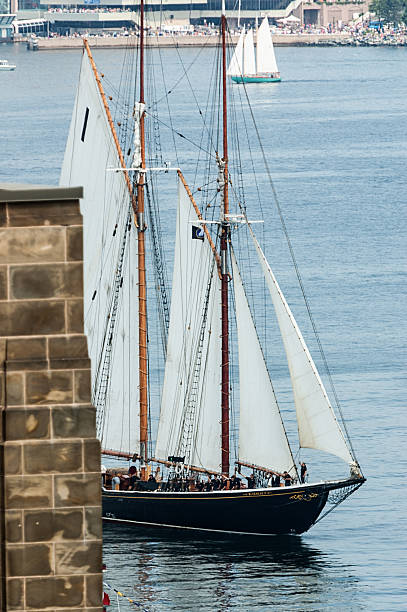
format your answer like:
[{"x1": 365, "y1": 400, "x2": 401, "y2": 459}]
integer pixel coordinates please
[
  {"x1": 220, "y1": 2, "x2": 230, "y2": 476},
  {"x1": 137, "y1": 0, "x2": 148, "y2": 473}
]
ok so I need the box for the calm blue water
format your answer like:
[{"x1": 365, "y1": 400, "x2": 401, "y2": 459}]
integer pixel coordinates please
[{"x1": 1, "y1": 42, "x2": 406, "y2": 611}]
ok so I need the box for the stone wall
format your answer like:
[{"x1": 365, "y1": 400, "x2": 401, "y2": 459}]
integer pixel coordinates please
[{"x1": 0, "y1": 184, "x2": 103, "y2": 612}]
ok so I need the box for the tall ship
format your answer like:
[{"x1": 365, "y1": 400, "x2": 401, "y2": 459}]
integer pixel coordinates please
[{"x1": 60, "y1": 4, "x2": 365, "y2": 536}]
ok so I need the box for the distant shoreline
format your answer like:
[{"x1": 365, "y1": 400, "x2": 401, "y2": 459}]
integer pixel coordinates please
[{"x1": 21, "y1": 33, "x2": 354, "y2": 50}]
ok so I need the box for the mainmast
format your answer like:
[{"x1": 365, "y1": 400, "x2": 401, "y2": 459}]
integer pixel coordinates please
[
  {"x1": 137, "y1": 0, "x2": 148, "y2": 473},
  {"x1": 220, "y1": 0, "x2": 230, "y2": 476}
]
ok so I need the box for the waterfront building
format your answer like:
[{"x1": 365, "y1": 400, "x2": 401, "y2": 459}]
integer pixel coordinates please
[
  {"x1": 9, "y1": 0, "x2": 370, "y2": 36},
  {"x1": 0, "y1": 13, "x2": 15, "y2": 40}
]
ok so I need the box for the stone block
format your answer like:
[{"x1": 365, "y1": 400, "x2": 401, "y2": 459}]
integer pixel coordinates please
[
  {"x1": 67, "y1": 299, "x2": 84, "y2": 334},
  {"x1": 0, "y1": 265, "x2": 7, "y2": 300},
  {"x1": 25, "y1": 576, "x2": 84, "y2": 609},
  {"x1": 0, "y1": 226, "x2": 66, "y2": 264},
  {"x1": 67, "y1": 226, "x2": 83, "y2": 262},
  {"x1": 24, "y1": 440, "x2": 83, "y2": 474},
  {"x1": 54, "y1": 474, "x2": 101, "y2": 508},
  {"x1": 7, "y1": 337, "x2": 47, "y2": 361},
  {"x1": 26, "y1": 371, "x2": 73, "y2": 405},
  {"x1": 49, "y1": 335, "x2": 90, "y2": 370},
  {"x1": 55, "y1": 541, "x2": 102, "y2": 575},
  {"x1": 7, "y1": 543, "x2": 53, "y2": 576},
  {"x1": 25, "y1": 509, "x2": 83, "y2": 542},
  {"x1": 5, "y1": 372, "x2": 25, "y2": 406},
  {"x1": 74, "y1": 370, "x2": 91, "y2": 404},
  {"x1": 10, "y1": 263, "x2": 83, "y2": 300},
  {"x1": 6, "y1": 200, "x2": 82, "y2": 228},
  {"x1": 5, "y1": 475, "x2": 53, "y2": 509},
  {"x1": 84, "y1": 507, "x2": 102, "y2": 540},
  {"x1": 52, "y1": 405, "x2": 96, "y2": 439},
  {"x1": 0, "y1": 300, "x2": 66, "y2": 336},
  {"x1": 5, "y1": 510, "x2": 23, "y2": 543},
  {"x1": 4, "y1": 444, "x2": 22, "y2": 475},
  {"x1": 6, "y1": 578, "x2": 24, "y2": 610},
  {"x1": 86, "y1": 574, "x2": 103, "y2": 607},
  {"x1": 5, "y1": 408, "x2": 50, "y2": 441},
  {"x1": 84, "y1": 439, "x2": 101, "y2": 473},
  {"x1": 6, "y1": 337, "x2": 47, "y2": 371}
]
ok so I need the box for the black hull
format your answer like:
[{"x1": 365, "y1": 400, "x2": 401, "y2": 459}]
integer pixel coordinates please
[{"x1": 102, "y1": 478, "x2": 361, "y2": 535}]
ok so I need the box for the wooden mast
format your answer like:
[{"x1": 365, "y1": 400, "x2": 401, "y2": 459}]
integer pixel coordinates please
[
  {"x1": 220, "y1": 3, "x2": 230, "y2": 476},
  {"x1": 137, "y1": 0, "x2": 148, "y2": 476}
]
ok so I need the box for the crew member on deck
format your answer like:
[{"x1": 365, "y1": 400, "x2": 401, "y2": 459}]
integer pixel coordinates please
[
  {"x1": 283, "y1": 471, "x2": 292, "y2": 486},
  {"x1": 300, "y1": 462, "x2": 307, "y2": 484},
  {"x1": 247, "y1": 473, "x2": 256, "y2": 489}
]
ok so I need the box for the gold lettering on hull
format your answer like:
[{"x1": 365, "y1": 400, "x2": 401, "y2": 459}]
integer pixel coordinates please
[{"x1": 289, "y1": 493, "x2": 319, "y2": 502}]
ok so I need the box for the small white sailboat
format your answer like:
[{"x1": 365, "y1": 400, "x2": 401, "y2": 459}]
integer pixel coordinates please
[{"x1": 228, "y1": 17, "x2": 280, "y2": 83}]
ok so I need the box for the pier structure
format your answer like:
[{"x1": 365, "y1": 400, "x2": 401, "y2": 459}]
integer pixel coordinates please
[{"x1": 0, "y1": 183, "x2": 103, "y2": 611}]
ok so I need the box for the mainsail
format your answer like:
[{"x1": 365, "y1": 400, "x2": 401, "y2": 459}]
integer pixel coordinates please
[
  {"x1": 155, "y1": 179, "x2": 222, "y2": 473},
  {"x1": 231, "y1": 251, "x2": 296, "y2": 475},
  {"x1": 243, "y1": 30, "x2": 256, "y2": 76},
  {"x1": 60, "y1": 50, "x2": 140, "y2": 455},
  {"x1": 252, "y1": 233, "x2": 354, "y2": 465},
  {"x1": 256, "y1": 17, "x2": 279, "y2": 74},
  {"x1": 227, "y1": 29, "x2": 244, "y2": 76}
]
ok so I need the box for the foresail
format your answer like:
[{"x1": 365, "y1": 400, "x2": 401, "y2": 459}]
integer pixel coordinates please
[
  {"x1": 227, "y1": 29, "x2": 244, "y2": 76},
  {"x1": 256, "y1": 17, "x2": 279, "y2": 74},
  {"x1": 155, "y1": 179, "x2": 222, "y2": 473},
  {"x1": 252, "y1": 234, "x2": 354, "y2": 466},
  {"x1": 243, "y1": 30, "x2": 256, "y2": 75},
  {"x1": 231, "y1": 251, "x2": 295, "y2": 475},
  {"x1": 60, "y1": 50, "x2": 140, "y2": 455}
]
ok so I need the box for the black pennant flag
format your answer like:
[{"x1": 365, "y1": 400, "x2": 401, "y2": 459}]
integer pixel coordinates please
[{"x1": 192, "y1": 225, "x2": 204, "y2": 241}]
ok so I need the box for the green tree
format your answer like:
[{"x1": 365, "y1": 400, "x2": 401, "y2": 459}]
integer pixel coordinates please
[{"x1": 370, "y1": 0, "x2": 407, "y2": 24}]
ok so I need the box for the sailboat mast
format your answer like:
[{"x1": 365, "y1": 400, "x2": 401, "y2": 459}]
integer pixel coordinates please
[
  {"x1": 221, "y1": 3, "x2": 230, "y2": 476},
  {"x1": 138, "y1": 0, "x2": 148, "y2": 469}
]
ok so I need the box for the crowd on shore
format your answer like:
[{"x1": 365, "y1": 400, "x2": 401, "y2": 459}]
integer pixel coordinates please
[{"x1": 35, "y1": 19, "x2": 407, "y2": 46}]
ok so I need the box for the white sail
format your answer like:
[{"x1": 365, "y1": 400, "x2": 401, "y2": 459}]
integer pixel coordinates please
[
  {"x1": 232, "y1": 251, "x2": 296, "y2": 475},
  {"x1": 243, "y1": 30, "x2": 256, "y2": 75},
  {"x1": 60, "y1": 51, "x2": 140, "y2": 455},
  {"x1": 252, "y1": 233, "x2": 354, "y2": 466},
  {"x1": 227, "y1": 29, "x2": 244, "y2": 76},
  {"x1": 256, "y1": 17, "x2": 279, "y2": 74},
  {"x1": 155, "y1": 179, "x2": 222, "y2": 473}
]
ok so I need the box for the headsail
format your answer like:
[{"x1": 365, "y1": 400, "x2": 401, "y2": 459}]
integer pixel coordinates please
[
  {"x1": 155, "y1": 178, "x2": 222, "y2": 473},
  {"x1": 243, "y1": 30, "x2": 256, "y2": 76},
  {"x1": 256, "y1": 17, "x2": 279, "y2": 74},
  {"x1": 227, "y1": 29, "x2": 244, "y2": 77},
  {"x1": 251, "y1": 233, "x2": 354, "y2": 466},
  {"x1": 60, "y1": 50, "x2": 140, "y2": 455},
  {"x1": 231, "y1": 251, "x2": 296, "y2": 475}
]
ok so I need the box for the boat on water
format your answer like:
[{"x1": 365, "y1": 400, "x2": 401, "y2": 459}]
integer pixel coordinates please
[
  {"x1": 227, "y1": 17, "x2": 281, "y2": 83},
  {"x1": 60, "y1": 1, "x2": 365, "y2": 536},
  {"x1": 0, "y1": 59, "x2": 16, "y2": 71}
]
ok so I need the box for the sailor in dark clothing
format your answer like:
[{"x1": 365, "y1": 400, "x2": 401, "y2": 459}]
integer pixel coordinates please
[
  {"x1": 300, "y1": 462, "x2": 307, "y2": 484},
  {"x1": 283, "y1": 471, "x2": 293, "y2": 486},
  {"x1": 246, "y1": 473, "x2": 256, "y2": 489},
  {"x1": 204, "y1": 476, "x2": 213, "y2": 492},
  {"x1": 274, "y1": 474, "x2": 281, "y2": 487},
  {"x1": 212, "y1": 476, "x2": 221, "y2": 491},
  {"x1": 230, "y1": 473, "x2": 241, "y2": 490},
  {"x1": 220, "y1": 475, "x2": 228, "y2": 490}
]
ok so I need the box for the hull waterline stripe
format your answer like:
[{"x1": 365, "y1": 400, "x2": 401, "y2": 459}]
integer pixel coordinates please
[{"x1": 102, "y1": 516, "x2": 296, "y2": 537}]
